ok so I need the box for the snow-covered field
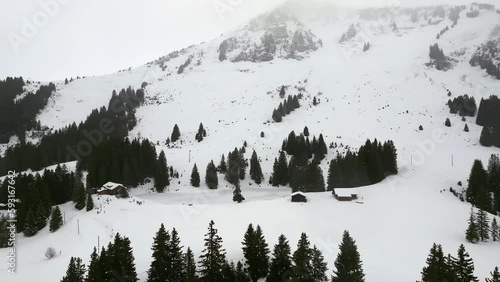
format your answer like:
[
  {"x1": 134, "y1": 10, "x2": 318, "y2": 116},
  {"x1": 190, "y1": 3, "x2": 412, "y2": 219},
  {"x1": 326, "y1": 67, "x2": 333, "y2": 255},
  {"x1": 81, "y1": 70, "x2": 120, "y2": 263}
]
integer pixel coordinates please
[{"x1": 2, "y1": 3, "x2": 500, "y2": 281}]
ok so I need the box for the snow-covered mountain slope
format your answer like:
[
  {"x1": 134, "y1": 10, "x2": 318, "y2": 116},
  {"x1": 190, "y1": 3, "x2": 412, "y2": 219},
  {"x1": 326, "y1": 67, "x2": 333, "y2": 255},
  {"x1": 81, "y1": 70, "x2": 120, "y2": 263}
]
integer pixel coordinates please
[{"x1": 2, "y1": 3, "x2": 500, "y2": 282}]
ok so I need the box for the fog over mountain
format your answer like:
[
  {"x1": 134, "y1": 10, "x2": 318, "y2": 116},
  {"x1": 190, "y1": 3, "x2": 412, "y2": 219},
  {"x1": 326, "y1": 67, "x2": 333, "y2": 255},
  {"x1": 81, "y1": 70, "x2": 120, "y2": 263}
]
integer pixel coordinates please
[{"x1": 0, "y1": 0, "x2": 496, "y2": 81}]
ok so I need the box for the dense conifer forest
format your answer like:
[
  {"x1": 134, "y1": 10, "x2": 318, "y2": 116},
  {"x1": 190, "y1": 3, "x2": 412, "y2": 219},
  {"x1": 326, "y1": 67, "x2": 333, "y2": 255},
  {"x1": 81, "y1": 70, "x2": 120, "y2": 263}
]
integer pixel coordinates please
[{"x1": 0, "y1": 86, "x2": 144, "y2": 175}]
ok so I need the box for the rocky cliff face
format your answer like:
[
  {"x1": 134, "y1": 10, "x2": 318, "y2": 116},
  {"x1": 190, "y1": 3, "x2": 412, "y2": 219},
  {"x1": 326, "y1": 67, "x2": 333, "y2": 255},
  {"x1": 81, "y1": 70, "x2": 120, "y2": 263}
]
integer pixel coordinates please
[{"x1": 218, "y1": 9, "x2": 322, "y2": 63}]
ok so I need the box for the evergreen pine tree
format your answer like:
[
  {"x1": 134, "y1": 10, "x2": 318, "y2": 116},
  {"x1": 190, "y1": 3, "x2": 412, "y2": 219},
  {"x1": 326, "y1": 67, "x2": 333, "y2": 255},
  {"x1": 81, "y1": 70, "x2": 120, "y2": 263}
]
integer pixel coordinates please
[
  {"x1": 61, "y1": 257, "x2": 86, "y2": 282},
  {"x1": 267, "y1": 234, "x2": 293, "y2": 282},
  {"x1": 280, "y1": 86, "x2": 286, "y2": 98},
  {"x1": 49, "y1": 206, "x2": 63, "y2": 232},
  {"x1": 332, "y1": 231, "x2": 365, "y2": 282},
  {"x1": 108, "y1": 234, "x2": 138, "y2": 282},
  {"x1": 450, "y1": 244, "x2": 478, "y2": 282},
  {"x1": 291, "y1": 232, "x2": 313, "y2": 281},
  {"x1": 317, "y1": 134, "x2": 328, "y2": 160},
  {"x1": 86, "y1": 247, "x2": 100, "y2": 282},
  {"x1": 184, "y1": 247, "x2": 198, "y2": 282},
  {"x1": 303, "y1": 126, "x2": 309, "y2": 137},
  {"x1": 467, "y1": 160, "x2": 489, "y2": 208},
  {"x1": 74, "y1": 181, "x2": 86, "y2": 210},
  {"x1": 242, "y1": 224, "x2": 269, "y2": 281},
  {"x1": 97, "y1": 247, "x2": 111, "y2": 281},
  {"x1": 445, "y1": 118, "x2": 452, "y2": 127},
  {"x1": 35, "y1": 204, "x2": 47, "y2": 231},
  {"x1": 226, "y1": 149, "x2": 242, "y2": 186},
  {"x1": 421, "y1": 243, "x2": 448, "y2": 282},
  {"x1": 476, "y1": 208, "x2": 490, "y2": 241},
  {"x1": 250, "y1": 151, "x2": 264, "y2": 185},
  {"x1": 191, "y1": 164, "x2": 200, "y2": 187},
  {"x1": 466, "y1": 207, "x2": 479, "y2": 243},
  {"x1": 492, "y1": 218, "x2": 499, "y2": 242},
  {"x1": 235, "y1": 261, "x2": 250, "y2": 282},
  {"x1": 221, "y1": 261, "x2": 236, "y2": 282},
  {"x1": 443, "y1": 254, "x2": 458, "y2": 282},
  {"x1": 219, "y1": 154, "x2": 227, "y2": 173},
  {"x1": 486, "y1": 267, "x2": 500, "y2": 282},
  {"x1": 154, "y1": 151, "x2": 169, "y2": 193},
  {"x1": 147, "y1": 224, "x2": 170, "y2": 282},
  {"x1": 271, "y1": 151, "x2": 289, "y2": 186},
  {"x1": 205, "y1": 160, "x2": 219, "y2": 190},
  {"x1": 171, "y1": 124, "x2": 181, "y2": 142},
  {"x1": 23, "y1": 207, "x2": 38, "y2": 237},
  {"x1": 464, "y1": 124, "x2": 470, "y2": 132},
  {"x1": 242, "y1": 223, "x2": 255, "y2": 276},
  {"x1": 86, "y1": 193, "x2": 94, "y2": 212},
  {"x1": 233, "y1": 184, "x2": 245, "y2": 203},
  {"x1": 199, "y1": 220, "x2": 226, "y2": 281},
  {"x1": 238, "y1": 148, "x2": 247, "y2": 180},
  {"x1": 304, "y1": 162, "x2": 325, "y2": 193},
  {"x1": 311, "y1": 245, "x2": 328, "y2": 281},
  {"x1": 169, "y1": 228, "x2": 185, "y2": 282}
]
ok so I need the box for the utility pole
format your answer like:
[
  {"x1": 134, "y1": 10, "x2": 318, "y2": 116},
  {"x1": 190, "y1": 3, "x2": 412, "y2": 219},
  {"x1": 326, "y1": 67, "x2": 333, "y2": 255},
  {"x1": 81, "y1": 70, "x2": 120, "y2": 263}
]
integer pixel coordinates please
[{"x1": 77, "y1": 219, "x2": 80, "y2": 235}]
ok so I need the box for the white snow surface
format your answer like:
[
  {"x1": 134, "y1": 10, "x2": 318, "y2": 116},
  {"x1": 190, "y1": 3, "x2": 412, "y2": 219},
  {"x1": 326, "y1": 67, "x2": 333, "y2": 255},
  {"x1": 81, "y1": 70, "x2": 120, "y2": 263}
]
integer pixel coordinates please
[{"x1": 2, "y1": 4, "x2": 500, "y2": 282}]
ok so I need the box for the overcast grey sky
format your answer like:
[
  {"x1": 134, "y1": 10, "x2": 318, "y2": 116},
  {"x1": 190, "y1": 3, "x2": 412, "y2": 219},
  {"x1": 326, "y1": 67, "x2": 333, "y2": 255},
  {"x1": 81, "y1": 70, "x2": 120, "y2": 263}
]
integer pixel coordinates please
[{"x1": 0, "y1": 0, "x2": 494, "y2": 82}]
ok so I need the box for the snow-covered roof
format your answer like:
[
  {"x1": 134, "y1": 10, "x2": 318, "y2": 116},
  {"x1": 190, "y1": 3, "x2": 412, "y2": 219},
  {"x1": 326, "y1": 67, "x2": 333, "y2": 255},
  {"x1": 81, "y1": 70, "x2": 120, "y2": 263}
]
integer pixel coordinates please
[
  {"x1": 291, "y1": 192, "x2": 306, "y2": 197},
  {"x1": 334, "y1": 188, "x2": 359, "y2": 197},
  {"x1": 97, "y1": 182, "x2": 125, "y2": 192},
  {"x1": 102, "y1": 182, "x2": 123, "y2": 189}
]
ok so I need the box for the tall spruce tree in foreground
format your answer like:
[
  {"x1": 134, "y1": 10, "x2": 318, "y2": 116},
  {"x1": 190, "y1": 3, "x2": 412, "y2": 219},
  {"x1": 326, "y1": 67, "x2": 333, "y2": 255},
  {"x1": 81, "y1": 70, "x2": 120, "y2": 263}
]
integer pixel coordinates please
[
  {"x1": 486, "y1": 267, "x2": 500, "y2": 282},
  {"x1": 86, "y1": 247, "x2": 100, "y2": 282},
  {"x1": 451, "y1": 244, "x2": 478, "y2": 282},
  {"x1": 191, "y1": 164, "x2": 200, "y2": 187},
  {"x1": 171, "y1": 124, "x2": 181, "y2": 142},
  {"x1": 242, "y1": 224, "x2": 269, "y2": 281},
  {"x1": 61, "y1": 257, "x2": 86, "y2": 282},
  {"x1": 109, "y1": 234, "x2": 138, "y2": 282},
  {"x1": 205, "y1": 160, "x2": 218, "y2": 190},
  {"x1": 85, "y1": 193, "x2": 94, "y2": 211},
  {"x1": 492, "y1": 218, "x2": 499, "y2": 242},
  {"x1": 332, "y1": 231, "x2": 365, "y2": 282},
  {"x1": 466, "y1": 207, "x2": 479, "y2": 243},
  {"x1": 147, "y1": 224, "x2": 170, "y2": 281},
  {"x1": 311, "y1": 245, "x2": 328, "y2": 281},
  {"x1": 199, "y1": 220, "x2": 226, "y2": 281},
  {"x1": 291, "y1": 232, "x2": 313, "y2": 281},
  {"x1": 250, "y1": 151, "x2": 264, "y2": 185},
  {"x1": 476, "y1": 208, "x2": 490, "y2": 242},
  {"x1": 267, "y1": 234, "x2": 292, "y2": 282},
  {"x1": 49, "y1": 206, "x2": 63, "y2": 232},
  {"x1": 421, "y1": 243, "x2": 448, "y2": 282},
  {"x1": 169, "y1": 228, "x2": 185, "y2": 281},
  {"x1": 184, "y1": 247, "x2": 198, "y2": 282}
]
